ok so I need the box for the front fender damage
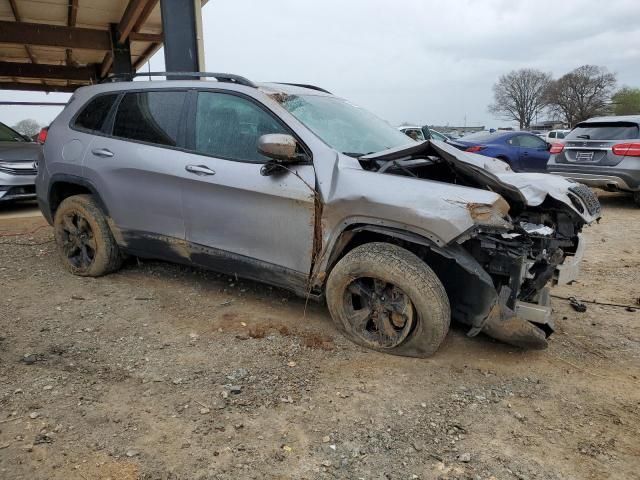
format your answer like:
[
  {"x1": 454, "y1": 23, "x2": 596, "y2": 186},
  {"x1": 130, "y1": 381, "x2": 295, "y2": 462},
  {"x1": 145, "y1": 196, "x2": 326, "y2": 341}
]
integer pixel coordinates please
[{"x1": 423, "y1": 242, "x2": 553, "y2": 350}]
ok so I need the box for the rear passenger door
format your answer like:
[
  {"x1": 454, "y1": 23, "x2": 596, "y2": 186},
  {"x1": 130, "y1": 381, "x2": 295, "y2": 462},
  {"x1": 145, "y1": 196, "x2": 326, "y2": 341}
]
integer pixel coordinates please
[
  {"x1": 180, "y1": 90, "x2": 316, "y2": 291},
  {"x1": 83, "y1": 90, "x2": 192, "y2": 259}
]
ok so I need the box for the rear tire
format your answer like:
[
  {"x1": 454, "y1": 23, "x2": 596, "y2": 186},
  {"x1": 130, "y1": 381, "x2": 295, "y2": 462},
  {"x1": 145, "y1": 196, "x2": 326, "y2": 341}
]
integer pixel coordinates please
[
  {"x1": 53, "y1": 194, "x2": 122, "y2": 277},
  {"x1": 634, "y1": 191, "x2": 640, "y2": 207},
  {"x1": 325, "y1": 242, "x2": 451, "y2": 357}
]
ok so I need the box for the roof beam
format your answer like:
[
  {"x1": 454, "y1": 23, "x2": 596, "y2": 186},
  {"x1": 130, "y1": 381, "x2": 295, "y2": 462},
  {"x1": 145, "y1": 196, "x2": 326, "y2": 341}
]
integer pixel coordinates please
[
  {"x1": 66, "y1": 0, "x2": 79, "y2": 66},
  {"x1": 0, "y1": 21, "x2": 111, "y2": 51},
  {"x1": 0, "y1": 61, "x2": 98, "y2": 81},
  {"x1": 129, "y1": 32, "x2": 163, "y2": 42},
  {"x1": 118, "y1": 0, "x2": 152, "y2": 44},
  {"x1": 0, "y1": 82, "x2": 80, "y2": 93},
  {"x1": 133, "y1": 0, "x2": 160, "y2": 32}
]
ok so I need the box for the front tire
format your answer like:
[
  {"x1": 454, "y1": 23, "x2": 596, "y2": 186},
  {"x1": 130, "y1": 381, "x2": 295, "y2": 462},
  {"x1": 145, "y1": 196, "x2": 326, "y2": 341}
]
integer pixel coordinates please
[
  {"x1": 633, "y1": 191, "x2": 640, "y2": 207},
  {"x1": 326, "y1": 242, "x2": 451, "y2": 357},
  {"x1": 53, "y1": 194, "x2": 122, "y2": 276}
]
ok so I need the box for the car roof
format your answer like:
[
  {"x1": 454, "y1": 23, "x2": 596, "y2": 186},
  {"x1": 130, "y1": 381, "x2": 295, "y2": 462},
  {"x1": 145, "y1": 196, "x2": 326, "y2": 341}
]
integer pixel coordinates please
[
  {"x1": 579, "y1": 115, "x2": 640, "y2": 125},
  {"x1": 72, "y1": 79, "x2": 332, "y2": 98}
]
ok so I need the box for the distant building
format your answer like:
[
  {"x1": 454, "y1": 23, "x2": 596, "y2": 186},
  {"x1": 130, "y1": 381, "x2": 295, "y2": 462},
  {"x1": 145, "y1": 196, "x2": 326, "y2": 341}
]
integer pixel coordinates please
[{"x1": 529, "y1": 120, "x2": 568, "y2": 131}]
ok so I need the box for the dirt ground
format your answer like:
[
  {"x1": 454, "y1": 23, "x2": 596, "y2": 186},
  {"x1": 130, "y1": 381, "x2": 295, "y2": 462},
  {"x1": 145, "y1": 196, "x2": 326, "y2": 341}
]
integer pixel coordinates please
[{"x1": 0, "y1": 192, "x2": 639, "y2": 480}]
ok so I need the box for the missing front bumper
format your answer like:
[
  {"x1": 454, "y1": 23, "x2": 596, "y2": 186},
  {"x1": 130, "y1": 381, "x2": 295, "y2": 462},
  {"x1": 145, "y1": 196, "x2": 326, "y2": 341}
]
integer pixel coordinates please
[
  {"x1": 555, "y1": 234, "x2": 585, "y2": 285},
  {"x1": 473, "y1": 287, "x2": 554, "y2": 350}
]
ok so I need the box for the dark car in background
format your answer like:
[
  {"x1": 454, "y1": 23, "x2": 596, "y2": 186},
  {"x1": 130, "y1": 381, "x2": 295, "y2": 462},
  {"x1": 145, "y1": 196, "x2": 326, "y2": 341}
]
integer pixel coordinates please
[
  {"x1": 0, "y1": 121, "x2": 40, "y2": 202},
  {"x1": 547, "y1": 116, "x2": 640, "y2": 206},
  {"x1": 449, "y1": 131, "x2": 551, "y2": 172}
]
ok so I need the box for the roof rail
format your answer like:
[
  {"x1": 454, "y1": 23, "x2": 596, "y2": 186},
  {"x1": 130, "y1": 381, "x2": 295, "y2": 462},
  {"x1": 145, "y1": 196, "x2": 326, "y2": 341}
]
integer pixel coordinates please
[
  {"x1": 274, "y1": 82, "x2": 332, "y2": 94},
  {"x1": 101, "y1": 72, "x2": 256, "y2": 88}
]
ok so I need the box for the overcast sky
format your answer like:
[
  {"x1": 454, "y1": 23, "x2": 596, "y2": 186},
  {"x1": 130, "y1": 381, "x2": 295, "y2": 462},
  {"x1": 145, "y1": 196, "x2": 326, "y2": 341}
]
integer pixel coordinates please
[{"x1": 2, "y1": 0, "x2": 640, "y2": 129}]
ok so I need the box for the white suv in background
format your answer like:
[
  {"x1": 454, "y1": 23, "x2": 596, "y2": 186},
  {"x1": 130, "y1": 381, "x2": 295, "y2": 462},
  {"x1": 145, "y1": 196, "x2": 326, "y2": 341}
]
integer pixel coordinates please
[{"x1": 540, "y1": 130, "x2": 570, "y2": 144}]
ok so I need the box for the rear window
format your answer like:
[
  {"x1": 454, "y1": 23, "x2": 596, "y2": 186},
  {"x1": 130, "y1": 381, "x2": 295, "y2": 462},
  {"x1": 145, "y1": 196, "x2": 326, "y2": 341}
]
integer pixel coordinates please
[
  {"x1": 459, "y1": 131, "x2": 500, "y2": 142},
  {"x1": 566, "y1": 122, "x2": 640, "y2": 141},
  {"x1": 113, "y1": 91, "x2": 186, "y2": 147},
  {"x1": 74, "y1": 94, "x2": 118, "y2": 132}
]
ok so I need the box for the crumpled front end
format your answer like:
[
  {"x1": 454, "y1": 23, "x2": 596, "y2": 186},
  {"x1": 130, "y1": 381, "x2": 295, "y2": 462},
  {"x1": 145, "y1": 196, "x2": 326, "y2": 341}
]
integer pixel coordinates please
[{"x1": 359, "y1": 139, "x2": 601, "y2": 349}]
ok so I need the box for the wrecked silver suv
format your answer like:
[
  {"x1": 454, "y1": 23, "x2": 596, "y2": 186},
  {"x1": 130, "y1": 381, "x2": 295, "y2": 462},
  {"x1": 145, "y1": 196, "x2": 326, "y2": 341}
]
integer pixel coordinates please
[{"x1": 36, "y1": 74, "x2": 600, "y2": 357}]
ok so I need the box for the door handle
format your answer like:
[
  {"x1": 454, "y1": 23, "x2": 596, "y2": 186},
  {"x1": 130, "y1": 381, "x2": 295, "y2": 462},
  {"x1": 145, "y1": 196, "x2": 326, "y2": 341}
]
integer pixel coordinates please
[
  {"x1": 91, "y1": 148, "x2": 114, "y2": 158},
  {"x1": 185, "y1": 164, "x2": 216, "y2": 176}
]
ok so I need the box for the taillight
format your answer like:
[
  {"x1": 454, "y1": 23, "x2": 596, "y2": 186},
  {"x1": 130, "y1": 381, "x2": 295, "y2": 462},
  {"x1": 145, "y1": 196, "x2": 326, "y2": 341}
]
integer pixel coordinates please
[
  {"x1": 612, "y1": 142, "x2": 640, "y2": 157},
  {"x1": 465, "y1": 145, "x2": 485, "y2": 153},
  {"x1": 37, "y1": 127, "x2": 48, "y2": 144},
  {"x1": 549, "y1": 143, "x2": 564, "y2": 154}
]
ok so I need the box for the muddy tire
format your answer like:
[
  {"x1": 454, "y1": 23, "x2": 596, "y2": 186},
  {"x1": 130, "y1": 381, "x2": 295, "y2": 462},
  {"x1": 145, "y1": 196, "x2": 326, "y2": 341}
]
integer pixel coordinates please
[
  {"x1": 53, "y1": 194, "x2": 122, "y2": 277},
  {"x1": 326, "y1": 242, "x2": 451, "y2": 357}
]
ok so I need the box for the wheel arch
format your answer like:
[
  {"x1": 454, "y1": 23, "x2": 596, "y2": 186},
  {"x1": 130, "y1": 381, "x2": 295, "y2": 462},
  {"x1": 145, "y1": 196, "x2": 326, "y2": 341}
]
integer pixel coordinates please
[
  {"x1": 316, "y1": 223, "x2": 498, "y2": 331},
  {"x1": 47, "y1": 174, "x2": 109, "y2": 220}
]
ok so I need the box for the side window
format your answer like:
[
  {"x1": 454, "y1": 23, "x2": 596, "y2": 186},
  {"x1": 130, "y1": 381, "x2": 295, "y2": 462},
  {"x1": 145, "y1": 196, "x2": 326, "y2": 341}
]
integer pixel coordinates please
[
  {"x1": 519, "y1": 135, "x2": 546, "y2": 148},
  {"x1": 74, "y1": 94, "x2": 118, "y2": 132},
  {"x1": 113, "y1": 91, "x2": 186, "y2": 147},
  {"x1": 507, "y1": 136, "x2": 520, "y2": 146},
  {"x1": 549, "y1": 131, "x2": 556, "y2": 138},
  {"x1": 195, "y1": 91, "x2": 287, "y2": 163}
]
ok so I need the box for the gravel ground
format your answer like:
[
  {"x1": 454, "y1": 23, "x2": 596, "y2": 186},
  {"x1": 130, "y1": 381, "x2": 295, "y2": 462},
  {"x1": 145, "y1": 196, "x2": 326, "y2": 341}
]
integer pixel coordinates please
[{"x1": 0, "y1": 193, "x2": 639, "y2": 480}]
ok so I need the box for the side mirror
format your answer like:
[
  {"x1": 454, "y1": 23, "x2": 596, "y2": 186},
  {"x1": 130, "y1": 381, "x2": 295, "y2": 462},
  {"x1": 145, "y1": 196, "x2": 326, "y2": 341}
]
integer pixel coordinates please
[
  {"x1": 258, "y1": 134, "x2": 299, "y2": 163},
  {"x1": 546, "y1": 142, "x2": 552, "y2": 151}
]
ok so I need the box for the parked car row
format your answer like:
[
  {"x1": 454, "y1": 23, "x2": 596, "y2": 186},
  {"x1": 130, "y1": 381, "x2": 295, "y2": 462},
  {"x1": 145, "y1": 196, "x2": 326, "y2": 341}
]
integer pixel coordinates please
[{"x1": 397, "y1": 120, "x2": 640, "y2": 206}]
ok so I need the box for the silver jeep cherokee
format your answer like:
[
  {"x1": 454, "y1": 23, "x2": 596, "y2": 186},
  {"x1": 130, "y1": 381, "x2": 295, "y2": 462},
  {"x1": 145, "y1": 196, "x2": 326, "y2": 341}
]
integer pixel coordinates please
[{"x1": 36, "y1": 73, "x2": 601, "y2": 357}]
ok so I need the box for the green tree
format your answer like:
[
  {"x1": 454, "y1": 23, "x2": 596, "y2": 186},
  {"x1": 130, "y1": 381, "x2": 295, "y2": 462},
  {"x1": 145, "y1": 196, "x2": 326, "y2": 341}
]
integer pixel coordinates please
[{"x1": 611, "y1": 87, "x2": 640, "y2": 115}]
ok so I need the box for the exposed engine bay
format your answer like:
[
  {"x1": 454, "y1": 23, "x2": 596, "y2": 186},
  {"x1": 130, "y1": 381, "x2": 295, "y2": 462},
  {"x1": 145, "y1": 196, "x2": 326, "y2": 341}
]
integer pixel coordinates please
[{"x1": 358, "y1": 140, "x2": 602, "y2": 349}]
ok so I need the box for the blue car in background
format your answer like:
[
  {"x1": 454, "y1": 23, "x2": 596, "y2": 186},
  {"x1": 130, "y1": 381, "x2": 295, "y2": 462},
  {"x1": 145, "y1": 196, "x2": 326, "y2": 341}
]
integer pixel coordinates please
[{"x1": 449, "y1": 131, "x2": 552, "y2": 172}]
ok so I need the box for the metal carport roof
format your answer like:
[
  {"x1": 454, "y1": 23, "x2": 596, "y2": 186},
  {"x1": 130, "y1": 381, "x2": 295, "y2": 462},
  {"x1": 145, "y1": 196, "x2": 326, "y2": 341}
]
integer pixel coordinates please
[{"x1": 0, "y1": 0, "x2": 206, "y2": 93}]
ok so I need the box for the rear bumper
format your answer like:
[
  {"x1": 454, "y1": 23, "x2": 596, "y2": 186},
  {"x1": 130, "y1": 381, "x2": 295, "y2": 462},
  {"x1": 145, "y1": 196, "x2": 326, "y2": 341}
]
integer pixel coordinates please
[{"x1": 547, "y1": 161, "x2": 640, "y2": 192}]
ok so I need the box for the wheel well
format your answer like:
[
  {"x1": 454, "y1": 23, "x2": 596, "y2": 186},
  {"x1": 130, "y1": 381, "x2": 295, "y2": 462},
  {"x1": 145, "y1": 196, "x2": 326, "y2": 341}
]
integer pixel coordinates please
[
  {"x1": 49, "y1": 182, "x2": 92, "y2": 215},
  {"x1": 322, "y1": 226, "x2": 497, "y2": 330}
]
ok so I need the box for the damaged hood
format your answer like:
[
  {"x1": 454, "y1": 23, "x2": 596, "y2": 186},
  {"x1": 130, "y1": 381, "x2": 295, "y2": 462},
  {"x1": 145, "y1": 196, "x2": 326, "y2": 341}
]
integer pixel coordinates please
[{"x1": 361, "y1": 140, "x2": 599, "y2": 222}]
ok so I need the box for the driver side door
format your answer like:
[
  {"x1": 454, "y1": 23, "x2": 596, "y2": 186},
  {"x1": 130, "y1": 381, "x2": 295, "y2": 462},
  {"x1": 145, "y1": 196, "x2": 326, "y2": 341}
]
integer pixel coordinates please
[
  {"x1": 180, "y1": 90, "x2": 317, "y2": 293},
  {"x1": 515, "y1": 134, "x2": 551, "y2": 172}
]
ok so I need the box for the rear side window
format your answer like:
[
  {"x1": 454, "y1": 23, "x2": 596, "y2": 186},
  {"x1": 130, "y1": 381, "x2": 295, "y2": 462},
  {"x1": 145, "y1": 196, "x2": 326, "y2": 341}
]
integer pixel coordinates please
[
  {"x1": 566, "y1": 122, "x2": 640, "y2": 141},
  {"x1": 74, "y1": 94, "x2": 118, "y2": 132},
  {"x1": 113, "y1": 91, "x2": 186, "y2": 147}
]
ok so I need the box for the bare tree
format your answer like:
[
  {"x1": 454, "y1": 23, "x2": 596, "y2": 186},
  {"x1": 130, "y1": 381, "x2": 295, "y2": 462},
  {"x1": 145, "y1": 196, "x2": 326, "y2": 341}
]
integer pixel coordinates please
[
  {"x1": 12, "y1": 119, "x2": 41, "y2": 138},
  {"x1": 545, "y1": 65, "x2": 616, "y2": 127},
  {"x1": 488, "y1": 69, "x2": 552, "y2": 130}
]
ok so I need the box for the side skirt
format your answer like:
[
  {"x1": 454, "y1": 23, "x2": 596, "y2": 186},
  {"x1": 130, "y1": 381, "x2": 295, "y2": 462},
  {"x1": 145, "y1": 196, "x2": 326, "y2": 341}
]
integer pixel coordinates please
[{"x1": 119, "y1": 230, "x2": 312, "y2": 298}]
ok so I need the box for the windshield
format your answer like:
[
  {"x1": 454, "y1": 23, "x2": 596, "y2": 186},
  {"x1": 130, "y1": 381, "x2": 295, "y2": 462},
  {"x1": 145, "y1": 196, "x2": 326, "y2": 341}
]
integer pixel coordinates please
[
  {"x1": 0, "y1": 122, "x2": 26, "y2": 142},
  {"x1": 279, "y1": 94, "x2": 413, "y2": 156},
  {"x1": 566, "y1": 122, "x2": 639, "y2": 141}
]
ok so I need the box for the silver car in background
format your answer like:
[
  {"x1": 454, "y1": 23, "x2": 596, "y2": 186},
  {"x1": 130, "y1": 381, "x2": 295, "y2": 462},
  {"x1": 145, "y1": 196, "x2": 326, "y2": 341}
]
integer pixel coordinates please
[
  {"x1": 547, "y1": 115, "x2": 640, "y2": 206},
  {"x1": 0, "y1": 121, "x2": 40, "y2": 202}
]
